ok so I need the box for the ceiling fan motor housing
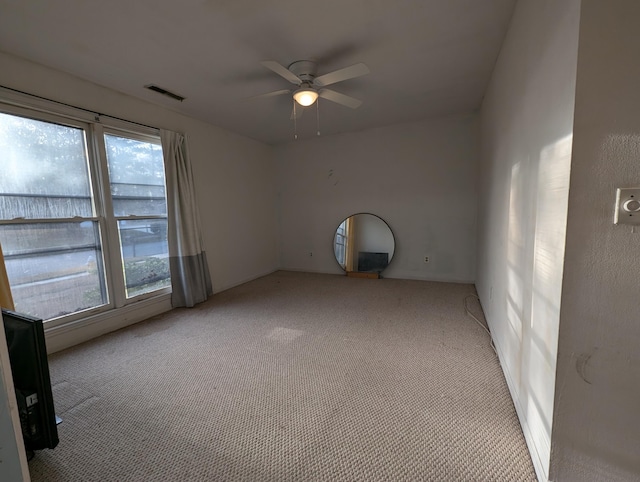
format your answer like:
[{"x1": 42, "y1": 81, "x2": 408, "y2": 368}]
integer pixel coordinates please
[{"x1": 288, "y1": 60, "x2": 318, "y2": 82}]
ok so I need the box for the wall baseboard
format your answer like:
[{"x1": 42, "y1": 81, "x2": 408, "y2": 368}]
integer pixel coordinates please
[
  {"x1": 44, "y1": 295, "x2": 172, "y2": 354},
  {"x1": 213, "y1": 268, "x2": 280, "y2": 294},
  {"x1": 494, "y1": 339, "x2": 548, "y2": 481},
  {"x1": 279, "y1": 266, "x2": 476, "y2": 284},
  {"x1": 45, "y1": 268, "x2": 282, "y2": 354},
  {"x1": 277, "y1": 267, "x2": 343, "y2": 276},
  {"x1": 480, "y1": 294, "x2": 549, "y2": 482},
  {"x1": 384, "y1": 270, "x2": 475, "y2": 284}
]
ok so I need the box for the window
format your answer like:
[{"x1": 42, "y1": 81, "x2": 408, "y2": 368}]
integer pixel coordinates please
[
  {"x1": 0, "y1": 107, "x2": 170, "y2": 321},
  {"x1": 103, "y1": 132, "x2": 170, "y2": 299}
]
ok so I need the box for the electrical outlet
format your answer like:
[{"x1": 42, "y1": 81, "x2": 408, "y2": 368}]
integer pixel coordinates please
[{"x1": 424, "y1": 256, "x2": 429, "y2": 263}]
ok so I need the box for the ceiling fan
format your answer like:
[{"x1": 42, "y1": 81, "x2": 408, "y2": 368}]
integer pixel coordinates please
[{"x1": 253, "y1": 60, "x2": 370, "y2": 114}]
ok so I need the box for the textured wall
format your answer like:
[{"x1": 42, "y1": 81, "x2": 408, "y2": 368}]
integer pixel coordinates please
[
  {"x1": 476, "y1": 0, "x2": 580, "y2": 479},
  {"x1": 275, "y1": 115, "x2": 479, "y2": 283},
  {"x1": 551, "y1": 1, "x2": 640, "y2": 480}
]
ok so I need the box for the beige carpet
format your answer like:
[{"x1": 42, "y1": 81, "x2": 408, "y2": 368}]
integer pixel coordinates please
[{"x1": 29, "y1": 271, "x2": 536, "y2": 481}]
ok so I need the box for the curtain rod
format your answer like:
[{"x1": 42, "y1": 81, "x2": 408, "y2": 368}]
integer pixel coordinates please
[{"x1": 0, "y1": 84, "x2": 159, "y2": 132}]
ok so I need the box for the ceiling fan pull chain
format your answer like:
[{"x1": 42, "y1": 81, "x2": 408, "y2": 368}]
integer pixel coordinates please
[
  {"x1": 293, "y1": 99, "x2": 298, "y2": 140},
  {"x1": 316, "y1": 100, "x2": 320, "y2": 136}
]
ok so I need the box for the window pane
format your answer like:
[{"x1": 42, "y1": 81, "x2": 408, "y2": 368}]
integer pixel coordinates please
[
  {"x1": 0, "y1": 222, "x2": 107, "y2": 320},
  {"x1": 335, "y1": 237, "x2": 345, "y2": 266},
  {"x1": 118, "y1": 219, "x2": 170, "y2": 298},
  {"x1": 104, "y1": 134, "x2": 167, "y2": 216},
  {"x1": 0, "y1": 112, "x2": 92, "y2": 219}
]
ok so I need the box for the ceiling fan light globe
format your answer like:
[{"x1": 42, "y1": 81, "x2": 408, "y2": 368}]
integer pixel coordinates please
[{"x1": 293, "y1": 89, "x2": 318, "y2": 106}]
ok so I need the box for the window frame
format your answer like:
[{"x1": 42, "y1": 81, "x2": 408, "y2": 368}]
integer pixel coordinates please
[
  {"x1": 99, "y1": 127, "x2": 171, "y2": 304},
  {"x1": 0, "y1": 102, "x2": 171, "y2": 326}
]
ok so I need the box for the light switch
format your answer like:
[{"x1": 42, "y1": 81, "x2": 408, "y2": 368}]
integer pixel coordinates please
[{"x1": 614, "y1": 188, "x2": 640, "y2": 225}]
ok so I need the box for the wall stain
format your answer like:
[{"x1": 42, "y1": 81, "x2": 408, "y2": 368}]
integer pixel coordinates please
[{"x1": 576, "y1": 347, "x2": 598, "y2": 384}]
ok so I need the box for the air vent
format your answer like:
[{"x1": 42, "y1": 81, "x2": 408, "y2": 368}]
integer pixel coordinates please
[{"x1": 144, "y1": 84, "x2": 185, "y2": 102}]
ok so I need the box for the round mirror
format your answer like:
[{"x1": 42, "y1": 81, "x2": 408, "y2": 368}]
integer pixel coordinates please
[{"x1": 333, "y1": 213, "x2": 395, "y2": 276}]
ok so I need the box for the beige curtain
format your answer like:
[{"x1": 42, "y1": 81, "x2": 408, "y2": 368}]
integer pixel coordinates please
[
  {"x1": 161, "y1": 130, "x2": 212, "y2": 308},
  {"x1": 0, "y1": 242, "x2": 15, "y2": 310}
]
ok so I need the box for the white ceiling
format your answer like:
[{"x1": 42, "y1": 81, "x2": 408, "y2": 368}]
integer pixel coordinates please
[{"x1": 0, "y1": 0, "x2": 516, "y2": 144}]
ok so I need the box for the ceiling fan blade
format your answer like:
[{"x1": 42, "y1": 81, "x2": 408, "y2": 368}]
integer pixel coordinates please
[
  {"x1": 261, "y1": 60, "x2": 302, "y2": 85},
  {"x1": 247, "y1": 89, "x2": 291, "y2": 100},
  {"x1": 313, "y1": 63, "x2": 370, "y2": 87},
  {"x1": 318, "y1": 89, "x2": 363, "y2": 109}
]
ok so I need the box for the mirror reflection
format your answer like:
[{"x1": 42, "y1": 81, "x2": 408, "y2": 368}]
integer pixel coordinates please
[{"x1": 333, "y1": 213, "x2": 395, "y2": 277}]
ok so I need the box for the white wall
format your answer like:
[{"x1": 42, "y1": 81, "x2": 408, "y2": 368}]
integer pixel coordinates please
[
  {"x1": 275, "y1": 116, "x2": 478, "y2": 283},
  {"x1": 0, "y1": 52, "x2": 278, "y2": 349},
  {"x1": 475, "y1": 0, "x2": 580, "y2": 479},
  {"x1": 550, "y1": 1, "x2": 640, "y2": 480}
]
